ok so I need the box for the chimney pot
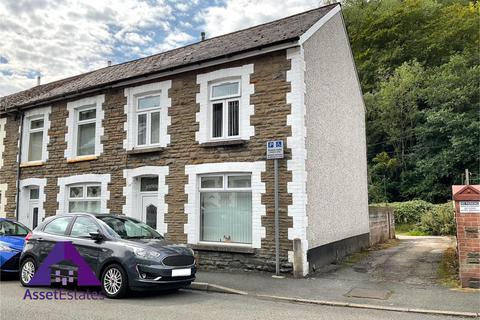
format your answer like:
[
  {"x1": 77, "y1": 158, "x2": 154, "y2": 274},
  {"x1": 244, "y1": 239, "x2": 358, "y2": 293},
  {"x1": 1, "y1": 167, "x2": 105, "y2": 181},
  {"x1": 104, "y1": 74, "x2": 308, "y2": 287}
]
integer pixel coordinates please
[
  {"x1": 37, "y1": 75, "x2": 41, "y2": 86},
  {"x1": 201, "y1": 32, "x2": 206, "y2": 41},
  {"x1": 107, "y1": 60, "x2": 112, "y2": 67}
]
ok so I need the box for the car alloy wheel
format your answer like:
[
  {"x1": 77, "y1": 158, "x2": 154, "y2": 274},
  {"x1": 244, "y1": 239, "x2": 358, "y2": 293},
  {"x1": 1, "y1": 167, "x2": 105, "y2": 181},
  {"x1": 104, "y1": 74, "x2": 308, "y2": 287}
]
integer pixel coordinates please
[
  {"x1": 20, "y1": 259, "x2": 36, "y2": 286},
  {"x1": 101, "y1": 264, "x2": 127, "y2": 298}
]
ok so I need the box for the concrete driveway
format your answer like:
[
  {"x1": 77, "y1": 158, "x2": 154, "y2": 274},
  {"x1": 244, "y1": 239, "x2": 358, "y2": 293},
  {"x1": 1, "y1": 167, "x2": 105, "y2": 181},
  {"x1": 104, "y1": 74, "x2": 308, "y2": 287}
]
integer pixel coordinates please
[
  {"x1": 351, "y1": 235, "x2": 455, "y2": 285},
  {"x1": 196, "y1": 235, "x2": 479, "y2": 314}
]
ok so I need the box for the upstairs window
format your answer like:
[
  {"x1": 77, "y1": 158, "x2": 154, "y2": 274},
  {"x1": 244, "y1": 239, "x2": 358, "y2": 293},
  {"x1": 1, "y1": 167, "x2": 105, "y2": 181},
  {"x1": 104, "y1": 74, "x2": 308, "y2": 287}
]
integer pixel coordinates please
[
  {"x1": 21, "y1": 107, "x2": 51, "y2": 164},
  {"x1": 65, "y1": 95, "x2": 104, "y2": 160},
  {"x1": 76, "y1": 106, "x2": 96, "y2": 156},
  {"x1": 136, "y1": 94, "x2": 161, "y2": 147},
  {"x1": 27, "y1": 117, "x2": 44, "y2": 161},
  {"x1": 209, "y1": 80, "x2": 241, "y2": 139}
]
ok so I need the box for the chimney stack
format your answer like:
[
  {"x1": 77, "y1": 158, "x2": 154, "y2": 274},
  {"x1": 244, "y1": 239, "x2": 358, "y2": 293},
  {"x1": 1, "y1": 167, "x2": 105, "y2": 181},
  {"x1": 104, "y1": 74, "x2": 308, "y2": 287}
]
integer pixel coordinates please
[
  {"x1": 37, "y1": 75, "x2": 41, "y2": 86},
  {"x1": 107, "y1": 60, "x2": 112, "y2": 67},
  {"x1": 201, "y1": 32, "x2": 206, "y2": 41}
]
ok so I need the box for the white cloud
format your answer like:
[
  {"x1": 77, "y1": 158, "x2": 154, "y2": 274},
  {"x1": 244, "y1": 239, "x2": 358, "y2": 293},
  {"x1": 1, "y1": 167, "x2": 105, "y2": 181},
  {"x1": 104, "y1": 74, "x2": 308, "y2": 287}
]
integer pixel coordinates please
[
  {"x1": 199, "y1": 0, "x2": 324, "y2": 38},
  {"x1": 0, "y1": 0, "x2": 175, "y2": 96}
]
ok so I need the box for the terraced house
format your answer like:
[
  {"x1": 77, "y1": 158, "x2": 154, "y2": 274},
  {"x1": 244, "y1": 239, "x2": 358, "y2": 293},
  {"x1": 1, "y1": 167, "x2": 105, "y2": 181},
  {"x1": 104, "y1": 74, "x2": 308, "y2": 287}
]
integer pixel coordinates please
[{"x1": 0, "y1": 4, "x2": 369, "y2": 276}]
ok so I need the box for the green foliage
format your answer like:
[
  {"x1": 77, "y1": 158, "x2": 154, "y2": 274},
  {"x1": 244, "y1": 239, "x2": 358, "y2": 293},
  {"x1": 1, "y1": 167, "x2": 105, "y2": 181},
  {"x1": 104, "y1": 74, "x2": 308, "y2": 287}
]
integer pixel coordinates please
[
  {"x1": 374, "y1": 201, "x2": 456, "y2": 235},
  {"x1": 343, "y1": 0, "x2": 480, "y2": 203},
  {"x1": 387, "y1": 200, "x2": 434, "y2": 224},
  {"x1": 418, "y1": 203, "x2": 457, "y2": 235}
]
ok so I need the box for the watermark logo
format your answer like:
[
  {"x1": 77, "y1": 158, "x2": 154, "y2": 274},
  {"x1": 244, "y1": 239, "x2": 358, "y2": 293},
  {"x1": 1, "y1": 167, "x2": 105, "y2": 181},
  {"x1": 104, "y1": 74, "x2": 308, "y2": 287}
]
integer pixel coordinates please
[
  {"x1": 23, "y1": 242, "x2": 103, "y2": 300},
  {"x1": 29, "y1": 241, "x2": 100, "y2": 286}
]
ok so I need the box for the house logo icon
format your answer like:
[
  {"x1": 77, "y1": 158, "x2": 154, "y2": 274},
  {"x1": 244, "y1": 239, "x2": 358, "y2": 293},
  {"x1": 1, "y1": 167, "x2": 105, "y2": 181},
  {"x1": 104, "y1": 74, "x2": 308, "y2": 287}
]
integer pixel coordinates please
[{"x1": 29, "y1": 242, "x2": 101, "y2": 286}]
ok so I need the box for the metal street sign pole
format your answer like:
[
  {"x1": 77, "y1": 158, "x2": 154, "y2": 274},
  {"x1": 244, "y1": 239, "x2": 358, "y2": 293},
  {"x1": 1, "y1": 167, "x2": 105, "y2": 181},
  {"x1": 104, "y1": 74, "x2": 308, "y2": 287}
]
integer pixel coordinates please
[
  {"x1": 266, "y1": 140, "x2": 283, "y2": 278},
  {"x1": 274, "y1": 158, "x2": 279, "y2": 276}
]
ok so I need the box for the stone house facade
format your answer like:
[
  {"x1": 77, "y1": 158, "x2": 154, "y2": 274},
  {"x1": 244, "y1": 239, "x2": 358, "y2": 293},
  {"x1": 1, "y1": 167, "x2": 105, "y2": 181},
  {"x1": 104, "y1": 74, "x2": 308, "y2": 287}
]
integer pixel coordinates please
[{"x1": 0, "y1": 4, "x2": 369, "y2": 275}]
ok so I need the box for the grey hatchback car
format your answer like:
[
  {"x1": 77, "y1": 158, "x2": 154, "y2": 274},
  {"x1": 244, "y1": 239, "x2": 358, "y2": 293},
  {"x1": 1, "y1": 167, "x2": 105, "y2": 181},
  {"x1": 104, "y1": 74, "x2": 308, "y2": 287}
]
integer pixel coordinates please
[{"x1": 19, "y1": 213, "x2": 196, "y2": 298}]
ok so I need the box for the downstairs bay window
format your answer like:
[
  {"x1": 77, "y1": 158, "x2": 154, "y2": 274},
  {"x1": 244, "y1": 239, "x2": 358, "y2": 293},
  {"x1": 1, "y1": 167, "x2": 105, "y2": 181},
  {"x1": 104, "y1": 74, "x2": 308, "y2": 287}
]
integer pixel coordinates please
[{"x1": 199, "y1": 174, "x2": 252, "y2": 244}]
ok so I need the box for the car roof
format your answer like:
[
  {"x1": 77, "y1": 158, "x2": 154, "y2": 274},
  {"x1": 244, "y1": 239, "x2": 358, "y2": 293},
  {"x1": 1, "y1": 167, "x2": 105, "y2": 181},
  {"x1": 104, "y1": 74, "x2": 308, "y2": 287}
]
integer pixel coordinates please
[{"x1": 54, "y1": 212, "x2": 133, "y2": 220}]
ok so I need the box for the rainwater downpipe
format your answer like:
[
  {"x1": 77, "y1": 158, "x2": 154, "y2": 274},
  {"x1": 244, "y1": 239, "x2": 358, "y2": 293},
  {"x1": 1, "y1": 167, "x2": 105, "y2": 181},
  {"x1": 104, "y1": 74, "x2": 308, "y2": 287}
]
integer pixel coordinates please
[{"x1": 15, "y1": 111, "x2": 24, "y2": 221}]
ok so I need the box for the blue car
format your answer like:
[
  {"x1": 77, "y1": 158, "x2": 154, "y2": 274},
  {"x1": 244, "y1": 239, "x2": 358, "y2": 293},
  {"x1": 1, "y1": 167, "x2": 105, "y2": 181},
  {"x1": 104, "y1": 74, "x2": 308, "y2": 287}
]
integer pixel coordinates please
[{"x1": 0, "y1": 218, "x2": 30, "y2": 273}]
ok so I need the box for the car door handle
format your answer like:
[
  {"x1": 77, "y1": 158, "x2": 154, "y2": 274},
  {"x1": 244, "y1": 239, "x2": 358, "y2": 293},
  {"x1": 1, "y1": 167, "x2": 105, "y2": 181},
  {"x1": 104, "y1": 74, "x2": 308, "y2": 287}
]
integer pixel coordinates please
[{"x1": 36, "y1": 238, "x2": 45, "y2": 242}]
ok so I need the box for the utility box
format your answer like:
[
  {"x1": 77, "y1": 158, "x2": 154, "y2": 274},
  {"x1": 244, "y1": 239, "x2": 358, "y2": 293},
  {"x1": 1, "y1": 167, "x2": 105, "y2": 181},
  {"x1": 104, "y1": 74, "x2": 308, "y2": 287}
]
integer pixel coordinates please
[{"x1": 452, "y1": 185, "x2": 480, "y2": 288}]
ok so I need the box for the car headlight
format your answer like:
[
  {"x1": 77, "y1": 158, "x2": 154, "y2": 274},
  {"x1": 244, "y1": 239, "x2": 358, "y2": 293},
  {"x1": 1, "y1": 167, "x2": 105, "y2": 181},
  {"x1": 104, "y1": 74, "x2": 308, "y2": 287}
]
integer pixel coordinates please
[
  {"x1": 0, "y1": 242, "x2": 14, "y2": 252},
  {"x1": 132, "y1": 247, "x2": 161, "y2": 260}
]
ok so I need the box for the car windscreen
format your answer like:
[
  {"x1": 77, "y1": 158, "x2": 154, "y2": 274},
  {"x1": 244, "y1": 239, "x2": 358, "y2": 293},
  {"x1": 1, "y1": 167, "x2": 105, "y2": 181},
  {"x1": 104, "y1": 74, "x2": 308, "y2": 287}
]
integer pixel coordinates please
[
  {"x1": 0, "y1": 220, "x2": 29, "y2": 236},
  {"x1": 97, "y1": 216, "x2": 163, "y2": 240}
]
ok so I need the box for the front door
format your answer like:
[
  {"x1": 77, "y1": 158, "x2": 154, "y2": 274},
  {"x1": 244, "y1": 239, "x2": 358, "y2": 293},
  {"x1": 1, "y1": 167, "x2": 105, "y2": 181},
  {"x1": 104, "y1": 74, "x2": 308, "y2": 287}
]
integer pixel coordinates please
[
  {"x1": 20, "y1": 187, "x2": 40, "y2": 229},
  {"x1": 141, "y1": 195, "x2": 158, "y2": 230}
]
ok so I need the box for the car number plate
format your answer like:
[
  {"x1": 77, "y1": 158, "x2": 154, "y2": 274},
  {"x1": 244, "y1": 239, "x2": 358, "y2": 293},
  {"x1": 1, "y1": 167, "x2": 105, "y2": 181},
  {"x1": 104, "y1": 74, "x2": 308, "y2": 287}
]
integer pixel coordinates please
[{"x1": 171, "y1": 268, "x2": 191, "y2": 277}]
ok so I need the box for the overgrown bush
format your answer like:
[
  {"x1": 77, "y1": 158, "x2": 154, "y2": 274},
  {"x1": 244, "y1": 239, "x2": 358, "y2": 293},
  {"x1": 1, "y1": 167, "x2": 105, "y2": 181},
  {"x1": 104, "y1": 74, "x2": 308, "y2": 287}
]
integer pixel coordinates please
[
  {"x1": 371, "y1": 200, "x2": 456, "y2": 236},
  {"x1": 418, "y1": 203, "x2": 456, "y2": 236},
  {"x1": 373, "y1": 200, "x2": 434, "y2": 225}
]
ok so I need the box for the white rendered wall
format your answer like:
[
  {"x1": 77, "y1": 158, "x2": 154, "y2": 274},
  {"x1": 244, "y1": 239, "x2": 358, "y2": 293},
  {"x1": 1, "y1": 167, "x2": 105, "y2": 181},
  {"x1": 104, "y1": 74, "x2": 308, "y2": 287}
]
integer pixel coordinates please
[{"x1": 303, "y1": 11, "x2": 369, "y2": 248}]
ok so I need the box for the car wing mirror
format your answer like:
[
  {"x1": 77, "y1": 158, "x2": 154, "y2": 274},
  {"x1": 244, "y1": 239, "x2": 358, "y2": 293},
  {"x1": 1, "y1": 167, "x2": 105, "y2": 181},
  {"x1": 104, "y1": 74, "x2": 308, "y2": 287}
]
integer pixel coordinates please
[{"x1": 89, "y1": 231, "x2": 104, "y2": 241}]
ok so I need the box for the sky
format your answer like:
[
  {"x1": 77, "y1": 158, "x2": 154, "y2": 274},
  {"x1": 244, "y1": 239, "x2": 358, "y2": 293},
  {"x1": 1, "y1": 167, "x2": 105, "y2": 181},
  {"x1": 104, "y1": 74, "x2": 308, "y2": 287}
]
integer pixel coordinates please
[{"x1": 0, "y1": 0, "x2": 326, "y2": 97}]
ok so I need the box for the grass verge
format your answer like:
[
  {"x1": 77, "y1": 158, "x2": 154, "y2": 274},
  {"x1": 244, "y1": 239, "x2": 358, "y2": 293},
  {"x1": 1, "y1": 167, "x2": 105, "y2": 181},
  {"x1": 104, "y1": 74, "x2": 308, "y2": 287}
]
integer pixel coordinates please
[
  {"x1": 437, "y1": 247, "x2": 460, "y2": 288},
  {"x1": 396, "y1": 224, "x2": 429, "y2": 236}
]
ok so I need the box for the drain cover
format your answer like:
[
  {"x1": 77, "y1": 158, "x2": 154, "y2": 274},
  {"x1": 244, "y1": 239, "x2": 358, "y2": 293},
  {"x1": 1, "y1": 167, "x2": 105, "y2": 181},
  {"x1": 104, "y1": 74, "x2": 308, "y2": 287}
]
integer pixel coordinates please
[{"x1": 345, "y1": 287, "x2": 391, "y2": 300}]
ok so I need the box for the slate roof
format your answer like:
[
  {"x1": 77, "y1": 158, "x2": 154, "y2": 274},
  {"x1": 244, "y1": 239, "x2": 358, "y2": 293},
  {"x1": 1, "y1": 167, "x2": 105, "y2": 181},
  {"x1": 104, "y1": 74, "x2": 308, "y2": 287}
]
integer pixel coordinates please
[{"x1": 0, "y1": 3, "x2": 338, "y2": 112}]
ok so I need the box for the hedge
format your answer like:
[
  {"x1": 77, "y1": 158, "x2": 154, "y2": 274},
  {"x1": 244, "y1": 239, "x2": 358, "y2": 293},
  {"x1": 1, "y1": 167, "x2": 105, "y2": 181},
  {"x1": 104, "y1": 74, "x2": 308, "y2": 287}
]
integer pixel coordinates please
[{"x1": 371, "y1": 200, "x2": 456, "y2": 236}]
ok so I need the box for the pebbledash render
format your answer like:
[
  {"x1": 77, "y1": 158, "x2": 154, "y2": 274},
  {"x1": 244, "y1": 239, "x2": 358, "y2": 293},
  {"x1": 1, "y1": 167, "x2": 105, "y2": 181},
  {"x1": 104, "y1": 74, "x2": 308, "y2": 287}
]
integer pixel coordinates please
[{"x1": 0, "y1": 4, "x2": 369, "y2": 276}]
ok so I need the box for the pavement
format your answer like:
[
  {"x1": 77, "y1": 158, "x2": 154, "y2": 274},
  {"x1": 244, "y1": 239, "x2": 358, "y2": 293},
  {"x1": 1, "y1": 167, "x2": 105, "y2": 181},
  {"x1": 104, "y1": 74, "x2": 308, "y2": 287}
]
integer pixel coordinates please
[
  {"x1": 0, "y1": 280, "x2": 471, "y2": 320},
  {"x1": 195, "y1": 236, "x2": 480, "y2": 316}
]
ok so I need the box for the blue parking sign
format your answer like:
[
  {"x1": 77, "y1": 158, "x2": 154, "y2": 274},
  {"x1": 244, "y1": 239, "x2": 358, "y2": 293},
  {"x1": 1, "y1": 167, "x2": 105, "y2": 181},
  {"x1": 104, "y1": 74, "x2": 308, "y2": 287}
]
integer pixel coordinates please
[{"x1": 266, "y1": 140, "x2": 284, "y2": 160}]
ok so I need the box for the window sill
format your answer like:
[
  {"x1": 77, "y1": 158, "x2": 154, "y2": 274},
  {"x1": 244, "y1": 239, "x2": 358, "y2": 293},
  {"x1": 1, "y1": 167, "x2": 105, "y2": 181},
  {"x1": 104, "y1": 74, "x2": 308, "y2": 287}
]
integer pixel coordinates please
[
  {"x1": 20, "y1": 161, "x2": 45, "y2": 168},
  {"x1": 127, "y1": 146, "x2": 166, "y2": 155},
  {"x1": 67, "y1": 155, "x2": 99, "y2": 163},
  {"x1": 190, "y1": 243, "x2": 255, "y2": 254},
  {"x1": 200, "y1": 139, "x2": 247, "y2": 148}
]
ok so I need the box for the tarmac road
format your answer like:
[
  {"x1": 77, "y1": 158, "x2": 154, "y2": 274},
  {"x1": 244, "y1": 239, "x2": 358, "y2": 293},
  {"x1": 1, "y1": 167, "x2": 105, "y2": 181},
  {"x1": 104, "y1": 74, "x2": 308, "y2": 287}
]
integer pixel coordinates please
[{"x1": 0, "y1": 280, "x2": 468, "y2": 320}]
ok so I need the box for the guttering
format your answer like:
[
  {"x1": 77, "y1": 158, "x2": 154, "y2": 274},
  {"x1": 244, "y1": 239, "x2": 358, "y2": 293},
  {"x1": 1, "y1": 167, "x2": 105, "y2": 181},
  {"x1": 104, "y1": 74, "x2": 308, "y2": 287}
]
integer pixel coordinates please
[
  {"x1": 15, "y1": 111, "x2": 24, "y2": 221},
  {"x1": 2, "y1": 39, "x2": 300, "y2": 113}
]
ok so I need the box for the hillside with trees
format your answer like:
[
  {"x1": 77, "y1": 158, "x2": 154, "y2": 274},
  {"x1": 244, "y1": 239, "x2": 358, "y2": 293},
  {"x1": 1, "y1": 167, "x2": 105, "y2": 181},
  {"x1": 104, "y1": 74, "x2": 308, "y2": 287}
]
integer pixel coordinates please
[{"x1": 342, "y1": 0, "x2": 479, "y2": 203}]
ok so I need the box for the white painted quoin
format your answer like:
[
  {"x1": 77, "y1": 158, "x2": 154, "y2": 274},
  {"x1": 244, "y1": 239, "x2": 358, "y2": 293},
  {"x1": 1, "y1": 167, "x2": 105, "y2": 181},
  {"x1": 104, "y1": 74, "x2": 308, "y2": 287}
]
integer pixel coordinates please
[
  {"x1": 123, "y1": 166, "x2": 169, "y2": 235},
  {"x1": 184, "y1": 161, "x2": 266, "y2": 248},
  {"x1": 0, "y1": 183, "x2": 7, "y2": 218}
]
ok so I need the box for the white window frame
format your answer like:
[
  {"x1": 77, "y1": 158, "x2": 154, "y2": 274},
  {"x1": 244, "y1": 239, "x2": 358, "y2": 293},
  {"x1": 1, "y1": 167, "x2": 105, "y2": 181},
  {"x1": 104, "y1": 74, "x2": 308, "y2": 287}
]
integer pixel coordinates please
[
  {"x1": 65, "y1": 95, "x2": 104, "y2": 160},
  {"x1": 208, "y1": 79, "x2": 242, "y2": 140},
  {"x1": 196, "y1": 64, "x2": 254, "y2": 144},
  {"x1": 124, "y1": 81, "x2": 171, "y2": 151},
  {"x1": 21, "y1": 106, "x2": 51, "y2": 165},
  {"x1": 67, "y1": 183, "x2": 101, "y2": 213},
  {"x1": 135, "y1": 92, "x2": 162, "y2": 147},
  {"x1": 57, "y1": 174, "x2": 110, "y2": 215},
  {"x1": 0, "y1": 117, "x2": 6, "y2": 169},
  {"x1": 198, "y1": 173, "x2": 252, "y2": 244},
  {"x1": 184, "y1": 162, "x2": 266, "y2": 249},
  {"x1": 74, "y1": 105, "x2": 97, "y2": 157}
]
